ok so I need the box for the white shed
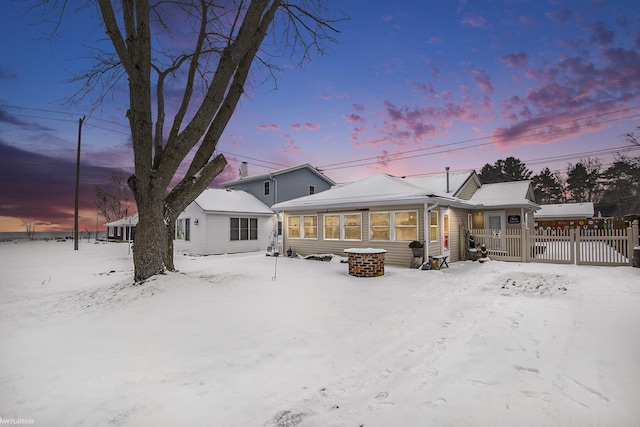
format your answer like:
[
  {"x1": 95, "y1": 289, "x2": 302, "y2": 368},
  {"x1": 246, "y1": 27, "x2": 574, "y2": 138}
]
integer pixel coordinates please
[{"x1": 175, "y1": 189, "x2": 275, "y2": 255}]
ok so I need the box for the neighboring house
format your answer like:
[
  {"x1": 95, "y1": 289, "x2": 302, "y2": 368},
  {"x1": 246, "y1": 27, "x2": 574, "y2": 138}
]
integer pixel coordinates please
[
  {"x1": 534, "y1": 202, "x2": 597, "y2": 230},
  {"x1": 221, "y1": 162, "x2": 336, "y2": 207},
  {"x1": 271, "y1": 170, "x2": 539, "y2": 266},
  {"x1": 175, "y1": 188, "x2": 275, "y2": 255},
  {"x1": 104, "y1": 214, "x2": 138, "y2": 241}
]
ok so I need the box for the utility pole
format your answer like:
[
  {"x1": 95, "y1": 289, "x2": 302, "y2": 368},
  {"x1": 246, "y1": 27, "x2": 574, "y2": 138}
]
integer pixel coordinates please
[{"x1": 74, "y1": 116, "x2": 85, "y2": 251}]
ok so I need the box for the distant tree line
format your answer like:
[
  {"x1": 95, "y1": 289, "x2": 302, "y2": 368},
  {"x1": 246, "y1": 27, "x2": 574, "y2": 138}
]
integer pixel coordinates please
[{"x1": 478, "y1": 130, "x2": 640, "y2": 217}]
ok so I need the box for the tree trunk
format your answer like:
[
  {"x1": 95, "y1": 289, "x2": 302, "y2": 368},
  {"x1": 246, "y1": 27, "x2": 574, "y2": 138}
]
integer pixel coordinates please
[
  {"x1": 164, "y1": 219, "x2": 176, "y2": 271},
  {"x1": 132, "y1": 191, "x2": 167, "y2": 282}
]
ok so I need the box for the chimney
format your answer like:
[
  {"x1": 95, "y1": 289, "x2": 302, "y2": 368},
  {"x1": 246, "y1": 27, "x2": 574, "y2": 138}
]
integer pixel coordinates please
[
  {"x1": 239, "y1": 161, "x2": 248, "y2": 178},
  {"x1": 446, "y1": 167, "x2": 450, "y2": 193}
]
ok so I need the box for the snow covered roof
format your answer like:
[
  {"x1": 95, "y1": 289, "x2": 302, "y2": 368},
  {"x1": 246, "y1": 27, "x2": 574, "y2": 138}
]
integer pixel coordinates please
[
  {"x1": 272, "y1": 174, "x2": 433, "y2": 210},
  {"x1": 535, "y1": 202, "x2": 595, "y2": 219},
  {"x1": 403, "y1": 170, "x2": 478, "y2": 198},
  {"x1": 469, "y1": 181, "x2": 538, "y2": 209},
  {"x1": 221, "y1": 163, "x2": 335, "y2": 186},
  {"x1": 104, "y1": 214, "x2": 138, "y2": 227},
  {"x1": 273, "y1": 172, "x2": 538, "y2": 212},
  {"x1": 194, "y1": 189, "x2": 273, "y2": 215}
]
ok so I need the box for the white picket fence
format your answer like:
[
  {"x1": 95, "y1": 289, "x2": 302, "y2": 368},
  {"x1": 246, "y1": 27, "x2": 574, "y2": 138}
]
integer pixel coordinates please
[{"x1": 467, "y1": 221, "x2": 639, "y2": 266}]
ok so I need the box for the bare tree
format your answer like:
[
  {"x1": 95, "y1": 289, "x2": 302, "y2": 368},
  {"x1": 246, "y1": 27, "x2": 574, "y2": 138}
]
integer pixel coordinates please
[
  {"x1": 622, "y1": 126, "x2": 640, "y2": 146},
  {"x1": 95, "y1": 171, "x2": 132, "y2": 223},
  {"x1": 31, "y1": 0, "x2": 343, "y2": 281}
]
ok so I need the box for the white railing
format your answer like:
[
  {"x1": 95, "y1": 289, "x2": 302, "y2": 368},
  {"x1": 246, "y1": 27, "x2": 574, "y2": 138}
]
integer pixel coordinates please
[{"x1": 466, "y1": 221, "x2": 639, "y2": 266}]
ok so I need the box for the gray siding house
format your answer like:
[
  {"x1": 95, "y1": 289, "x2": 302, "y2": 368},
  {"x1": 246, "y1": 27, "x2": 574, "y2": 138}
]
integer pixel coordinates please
[{"x1": 221, "y1": 163, "x2": 336, "y2": 207}]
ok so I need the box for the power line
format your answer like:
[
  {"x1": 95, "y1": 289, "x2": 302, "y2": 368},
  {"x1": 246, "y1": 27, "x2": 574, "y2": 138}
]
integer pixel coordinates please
[{"x1": 319, "y1": 107, "x2": 640, "y2": 171}]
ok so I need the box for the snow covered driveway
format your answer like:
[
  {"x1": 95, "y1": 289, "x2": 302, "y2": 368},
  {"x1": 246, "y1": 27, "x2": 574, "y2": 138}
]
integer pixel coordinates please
[{"x1": 1, "y1": 241, "x2": 639, "y2": 426}]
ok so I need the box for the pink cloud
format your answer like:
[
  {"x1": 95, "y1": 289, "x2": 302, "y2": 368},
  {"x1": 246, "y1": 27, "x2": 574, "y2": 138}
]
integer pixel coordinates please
[
  {"x1": 469, "y1": 66, "x2": 495, "y2": 93},
  {"x1": 283, "y1": 141, "x2": 301, "y2": 156},
  {"x1": 258, "y1": 124, "x2": 280, "y2": 131},
  {"x1": 500, "y1": 52, "x2": 530, "y2": 68},
  {"x1": 290, "y1": 123, "x2": 302, "y2": 131},
  {"x1": 546, "y1": 8, "x2": 572, "y2": 27},
  {"x1": 343, "y1": 113, "x2": 366, "y2": 124},
  {"x1": 305, "y1": 123, "x2": 321, "y2": 131},
  {"x1": 320, "y1": 94, "x2": 330, "y2": 100},
  {"x1": 460, "y1": 14, "x2": 486, "y2": 28},
  {"x1": 493, "y1": 43, "x2": 640, "y2": 146},
  {"x1": 352, "y1": 103, "x2": 366, "y2": 113}
]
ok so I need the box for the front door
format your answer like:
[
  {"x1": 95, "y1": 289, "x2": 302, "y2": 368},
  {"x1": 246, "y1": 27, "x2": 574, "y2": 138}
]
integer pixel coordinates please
[
  {"x1": 485, "y1": 211, "x2": 506, "y2": 253},
  {"x1": 441, "y1": 209, "x2": 450, "y2": 258}
]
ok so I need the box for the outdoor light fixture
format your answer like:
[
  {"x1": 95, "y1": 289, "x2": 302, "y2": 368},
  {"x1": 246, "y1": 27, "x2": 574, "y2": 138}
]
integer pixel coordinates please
[{"x1": 194, "y1": 219, "x2": 199, "y2": 225}]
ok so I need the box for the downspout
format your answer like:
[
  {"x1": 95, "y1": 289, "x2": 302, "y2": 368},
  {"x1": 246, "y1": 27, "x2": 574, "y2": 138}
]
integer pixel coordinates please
[{"x1": 424, "y1": 201, "x2": 440, "y2": 260}]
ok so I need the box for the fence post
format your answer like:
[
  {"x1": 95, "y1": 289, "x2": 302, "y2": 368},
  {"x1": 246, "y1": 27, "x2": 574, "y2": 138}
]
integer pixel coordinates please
[
  {"x1": 572, "y1": 228, "x2": 578, "y2": 265},
  {"x1": 632, "y1": 220, "x2": 639, "y2": 266},
  {"x1": 521, "y1": 225, "x2": 529, "y2": 263}
]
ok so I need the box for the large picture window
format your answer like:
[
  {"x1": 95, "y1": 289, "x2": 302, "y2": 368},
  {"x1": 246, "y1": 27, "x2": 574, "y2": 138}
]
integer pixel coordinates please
[
  {"x1": 323, "y1": 213, "x2": 362, "y2": 240},
  {"x1": 370, "y1": 210, "x2": 418, "y2": 241},
  {"x1": 230, "y1": 217, "x2": 258, "y2": 241},
  {"x1": 287, "y1": 215, "x2": 318, "y2": 239}
]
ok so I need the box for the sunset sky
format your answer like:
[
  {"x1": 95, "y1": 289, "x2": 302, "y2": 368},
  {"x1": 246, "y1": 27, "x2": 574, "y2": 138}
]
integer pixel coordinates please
[{"x1": 1, "y1": 0, "x2": 639, "y2": 232}]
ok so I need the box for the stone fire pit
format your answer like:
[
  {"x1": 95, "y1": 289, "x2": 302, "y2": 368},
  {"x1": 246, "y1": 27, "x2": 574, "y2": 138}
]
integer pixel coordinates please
[{"x1": 344, "y1": 248, "x2": 387, "y2": 277}]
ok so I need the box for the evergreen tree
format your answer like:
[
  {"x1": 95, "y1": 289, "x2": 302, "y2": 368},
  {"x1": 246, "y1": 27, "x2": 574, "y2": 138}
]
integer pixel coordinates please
[
  {"x1": 532, "y1": 167, "x2": 564, "y2": 204},
  {"x1": 479, "y1": 157, "x2": 532, "y2": 183}
]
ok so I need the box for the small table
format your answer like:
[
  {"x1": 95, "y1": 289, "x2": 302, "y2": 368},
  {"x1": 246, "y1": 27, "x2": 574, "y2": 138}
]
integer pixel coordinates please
[{"x1": 430, "y1": 255, "x2": 449, "y2": 269}]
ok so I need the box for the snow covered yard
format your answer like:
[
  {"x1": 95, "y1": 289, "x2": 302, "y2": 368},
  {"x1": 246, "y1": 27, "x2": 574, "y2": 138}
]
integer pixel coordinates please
[{"x1": 1, "y1": 240, "x2": 639, "y2": 426}]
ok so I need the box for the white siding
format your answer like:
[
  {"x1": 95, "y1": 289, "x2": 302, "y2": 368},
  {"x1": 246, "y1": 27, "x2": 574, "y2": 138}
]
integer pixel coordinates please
[{"x1": 176, "y1": 205, "x2": 275, "y2": 255}]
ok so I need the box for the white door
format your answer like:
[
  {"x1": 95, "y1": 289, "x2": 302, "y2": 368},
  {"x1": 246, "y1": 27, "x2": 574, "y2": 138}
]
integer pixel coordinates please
[
  {"x1": 485, "y1": 211, "x2": 506, "y2": 253},
  {"x1": 441, "y1": 209, "x2": 450, "y2": 257}
]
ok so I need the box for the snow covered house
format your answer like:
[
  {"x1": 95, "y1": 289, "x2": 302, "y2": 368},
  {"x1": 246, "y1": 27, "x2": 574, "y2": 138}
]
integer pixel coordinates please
[
  {"x1": 104, "y1": 214, "x2": 138, "y2": 241},
  {"x1": 174, "y1": 188, "x2": 275, "y2": 255},
  {"x1": 271, "y1": 170, "x2": 539, "y2": 267}
]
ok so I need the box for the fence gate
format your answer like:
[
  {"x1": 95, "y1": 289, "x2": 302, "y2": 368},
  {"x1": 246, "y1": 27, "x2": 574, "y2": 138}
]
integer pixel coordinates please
[{"x1": 468, "y1": 221, "x2": 639, "y2": 267}]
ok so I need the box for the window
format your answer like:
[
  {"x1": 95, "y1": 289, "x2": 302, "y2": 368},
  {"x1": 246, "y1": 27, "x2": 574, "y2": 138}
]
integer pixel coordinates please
[
  {"x1": 309, "y1": 185, "x2": 315, "y2": 195},
  {"x1": 394, "y1": 211, "x2": 418, "y2": 241},
  {"x1": 324, "y1": 215, "x2": 340, "y2": 240},
  {"x1": 184, "y1": 218, "x2": 190, "y2": 241},
  {"x1": 176, "y1": 218, "x2": 186, "y2": 240},
  {"x1": 303, "y1": 215, "x2": 318, "y2": 239},
  {"x1": 323, "y1": 213, "x2": 362, "y2": 240},
  {"x1": 344, "y1": 214, "x2": 362, "y2": 240},
  {"x1": 429, "y1": 211, "x2": 439, "y2": 242},
  {"x1": 264, "y1": 181, "x2": 270, "y2": 196},
  {"x1": 287, "y1": 215, "x2": 318, "y2": 239},
  {"x1": 370, "y1": 212, "x2": 390, "y2": 240},
  {"x1": 370, "y1": 211, "x2": 418, "y2": 241},
  {"x1": 230, "y1": 217, "x2": 258, "y2": 241},
  {"x1": 287, "y1": 216, "x2": 300, "y2": 238}
]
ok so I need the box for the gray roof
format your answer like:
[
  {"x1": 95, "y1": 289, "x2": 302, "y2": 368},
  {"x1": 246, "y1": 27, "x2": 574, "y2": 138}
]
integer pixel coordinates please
[{"x1": 221, "y1": 163, "x2": 335, "y2": 186}]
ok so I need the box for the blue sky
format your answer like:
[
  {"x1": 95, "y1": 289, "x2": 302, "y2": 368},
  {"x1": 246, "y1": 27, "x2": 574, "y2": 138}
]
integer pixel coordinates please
[{"x1": 1, "y1": 0, "x2": 639, "y2": 231}]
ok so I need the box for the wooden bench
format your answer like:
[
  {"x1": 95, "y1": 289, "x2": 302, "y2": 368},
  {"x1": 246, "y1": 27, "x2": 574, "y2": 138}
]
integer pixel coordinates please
[{"x1": 430, "y1": 255, "x2": 449, "y2": 269}]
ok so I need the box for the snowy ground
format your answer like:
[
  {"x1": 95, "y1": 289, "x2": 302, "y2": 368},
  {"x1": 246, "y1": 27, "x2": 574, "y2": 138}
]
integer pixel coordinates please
[{"x1": 1, "y1": 240, "x2": 639, "y2": 426}]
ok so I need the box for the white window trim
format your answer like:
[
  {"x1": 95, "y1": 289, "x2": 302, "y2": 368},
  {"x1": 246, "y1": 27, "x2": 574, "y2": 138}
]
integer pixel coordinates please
[
  {"x1": 369, "y1": 210, "x2": 419, "y2": 242},
  {"x1": 323, "y1": 213, "x2": 362, "y2": 241}
]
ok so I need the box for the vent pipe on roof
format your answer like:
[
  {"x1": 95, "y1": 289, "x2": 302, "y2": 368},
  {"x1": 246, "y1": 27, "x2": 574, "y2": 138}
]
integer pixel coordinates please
[
  {"x1": 239, "y1": 161, "x2": 248, "y2": 178},
  {"x1": 446, "y1": 167, "x2": 450, "y2": 193}
]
